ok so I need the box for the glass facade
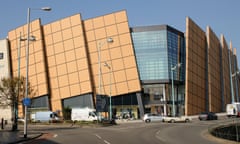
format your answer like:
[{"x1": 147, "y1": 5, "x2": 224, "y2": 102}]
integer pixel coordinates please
[
  {"x1": 131, "y1": 25, "x2": 185, "y2": 115},
  {"x1": 131, "y1": 25, "x2": 185, "y2": 82},
  {"x1": 167, "y1": 31, "x2": 185, "y2": 81},
  {"x1": 62, "y1": 93, "x2": 94, "y2": 109},
  {"x1": 30, "y1": 95, "x2": 50, "y2": 111},
  {"x1": 132, "y1": 30, "x2": 168, "y2": 80}
]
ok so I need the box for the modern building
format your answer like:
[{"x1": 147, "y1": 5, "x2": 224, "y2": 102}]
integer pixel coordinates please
[
  {"x1": 131, "y1": 25, "x2": 185, "y2": 116},
  {"x1": 7, "y1": 11, "x2": 142, "y2": 119},
  {"x1": 2, "y1": 10, "x2": 239, "y2": 119}
]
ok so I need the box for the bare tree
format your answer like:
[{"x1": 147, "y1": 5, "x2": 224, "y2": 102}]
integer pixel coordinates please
[{"x1": 0, "y1": 76, "x2": 36, "y2": 131}]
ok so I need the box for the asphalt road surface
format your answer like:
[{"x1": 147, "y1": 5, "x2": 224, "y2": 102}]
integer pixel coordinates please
[{"x1": 23, "y1": 119, "x2": 234, "y2": 144}]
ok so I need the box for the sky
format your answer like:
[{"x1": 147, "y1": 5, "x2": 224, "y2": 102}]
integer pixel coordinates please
[{"x1": 1, "y1": 0, "x2": 240, "y2": 65}]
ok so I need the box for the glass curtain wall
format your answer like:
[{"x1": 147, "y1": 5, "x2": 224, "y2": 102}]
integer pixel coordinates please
[
  {"x1": 167, "y1": 31, "x2": 185, "y2": 81},
  {"x1": 132, "y1": 30, "x2": 168, "y2": 81},
  {"x1": 143, "y1": 84, "x2": 167, "y2": 115},
  {"x1": 131, "y1": 25, "x2": 185, "y2": 116}
]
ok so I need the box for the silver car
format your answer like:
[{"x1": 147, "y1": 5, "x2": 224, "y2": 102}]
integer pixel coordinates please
[
  {"x1": 163, "y1": 116, "x2": 191, "y2": 123},
  {"x1": 143, "y1": 113, "x2": 164, "y2": 123}
]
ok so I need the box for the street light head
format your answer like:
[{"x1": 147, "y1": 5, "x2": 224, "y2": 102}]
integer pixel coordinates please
[
  {"x1": 177, "y1": 63, "x2": 182, "y2": 68},
  {"x1": 104, "y1": 62, "x2": 108, "y2": 66},
  {"x1": 20, "y1": 38, "x2": 27, "y2": 41},
  {"x1": 104, "y1": 62, "x2": 111, "y2": 69},
  {"x1": 41, "y1": 7, "x2": 52, "y2": 11},
  {"x1": 29, "y1": 35, "x2": 36, "y2": 41},
  {"x1": 171, "y1": 63, "x2": 182, "y2": 70},
  {"x1": 232, "y1": 71, "x2": 240, "y2": 77},
  {"x1": 237, "y1": 71, "x2": 240, "y2": 75},
  {"x1": 107, "y1": 38, "x2": 113, "y2": 43},
  {"x1": 20, "y1": 35, "x2": 36, "y2": 41}
]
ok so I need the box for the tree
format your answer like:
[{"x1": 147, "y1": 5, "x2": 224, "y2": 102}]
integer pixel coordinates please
[
  {"x1": 62, "y1": 106, "x2": 72, "y2": 120},
  {"x1": 0, "y1": 76, "x2": 36, "y2": 131}
]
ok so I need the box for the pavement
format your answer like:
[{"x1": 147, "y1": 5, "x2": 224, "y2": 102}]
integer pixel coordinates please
[
  {"x1": 0, "y1": 120, "x2": 143, "y2": 144},
  {"x1": 0, "y1": 124, "x2": 42, "y2": 144}
]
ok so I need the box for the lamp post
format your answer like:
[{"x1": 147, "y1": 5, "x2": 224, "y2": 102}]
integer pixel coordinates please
[
  {"x1": 98, "y1": 38, "x2": 114, "y2": 95},
  {"x1": 13, "y1": 33, "x2": 24, "y2": 131},
  {"x1": 171, "y1": 63, "x2": 181, "y2": 117},
  {"x1": 12, "y1": 32, "x2": 29, "y2": 131},
  {"x1": 97, "y1": 38, "x2": 113, "y2": 114},
  {"x1": 24, "y1": 7, "x2": 51, "y2": 138},
  {"x1": 104, "y1": 62, "x2": 112, "y2": 120}
]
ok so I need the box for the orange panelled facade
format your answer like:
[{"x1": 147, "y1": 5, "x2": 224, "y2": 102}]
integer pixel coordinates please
[
  {"x1": 8, "y1": 19, "x2": 48, "y2": 115},
  {"x1": 206, "y1": 26, "x2": 222, "y2": 112},
  {"x1": 7, "y1": 10, "x2": 141, "y2": 115},
  {"x1": 43, "y1": 14, "x2": 93, "y2": 112},
  {"x1": 8, "y1": 19, "x2": 48, "y2": 96},
  {"x1": 84, "y1": 11, "x2": 140, "y2": 97},
  {"x1": 220, "y1": 35, "x2": 231, "y2": 106},
  {"x1": 185, "y1": 17, "x2": 207, "y2": 115},
  {"x1": 185, "y1": 17, "x2": 238, "y2": 115}
]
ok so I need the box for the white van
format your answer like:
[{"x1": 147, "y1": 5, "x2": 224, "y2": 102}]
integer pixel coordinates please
[
  {"x1": 32, "y1": 111, "x2": 60, "y2": 122},
  {"x1": 71, "y1": 107, "x2": 97, "y2": 121},
  {"x1": 226, "y1": 103, "x2": 240, "y2": 117}
]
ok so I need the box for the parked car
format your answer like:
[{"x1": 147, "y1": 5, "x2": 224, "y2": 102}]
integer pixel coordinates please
[
  {"x1": 198, "y1": 112, "x2": 218, "y2": 121},
  {"x1": 163, "y1": 116, "x2": 191, "y2": 123},
  {"x1": 143, "y1": 113, "x2": 164, "y2": 123}
]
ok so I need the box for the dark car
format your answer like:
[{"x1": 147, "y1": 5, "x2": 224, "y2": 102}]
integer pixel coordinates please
[{"x1": 198, "y1": 112, "x2": 218, "y2": 120}]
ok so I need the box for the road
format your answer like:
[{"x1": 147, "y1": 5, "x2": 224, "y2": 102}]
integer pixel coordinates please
[{"x1": 23, "y1": 119, "x2": 233, "y2": 144}]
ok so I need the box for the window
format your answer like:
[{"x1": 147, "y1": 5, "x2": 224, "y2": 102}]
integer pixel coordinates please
[
  {"x1": 132, "y1": 30, "x2": 168, "y2": 80},
  {"x1": 144, "y1": 93, "x2": 150, "y2": 101},
  {"x1": 154, "y1": 92, "x2": 162, "y2": 100},
  {"x1": 0, "y1": 53, "x2": 3, "y2": 59}
]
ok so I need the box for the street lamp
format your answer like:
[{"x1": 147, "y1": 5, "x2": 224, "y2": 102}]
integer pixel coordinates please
[
  {"x1": 98, "y1": 38, "x2": 114, "y2": 95},
  {"x1": 24, "y1": 7, "x2": 51, "y2": 138},
  {"x1": 97, "y1": 38, "x2": 113, "y2": 114},
  {"x1": 171, "y1": 63, "x2": 181, "y2": 116},
  {"x1": 104, "y1": 62, "x2": 112, "y2": 120},
  {"x1": 12, "y1": 33, "x2": 35, "y2": 131}
]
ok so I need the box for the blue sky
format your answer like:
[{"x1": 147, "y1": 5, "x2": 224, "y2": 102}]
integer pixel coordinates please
[{"x1": 1, "y1": 0, "x2": 240, "y2": 65}]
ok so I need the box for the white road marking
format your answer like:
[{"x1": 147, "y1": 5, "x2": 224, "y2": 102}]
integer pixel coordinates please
[
  {"x1": 95, "y1": 134, "x2": 102, "y2": 139},
  {"x1": 104, "y1": 140, "x2": 111, "y2": 144},
  {"x1": 94, "y1": 134, "x2": 111, "y2": 144}
]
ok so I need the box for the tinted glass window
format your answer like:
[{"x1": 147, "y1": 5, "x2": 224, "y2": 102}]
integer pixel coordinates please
[
  {"x1": 132, "y1": 30, "x2": 168, "y2": 80},
  {"x1": 0, "y1": 53, "x2": 3, "y2": 59}
]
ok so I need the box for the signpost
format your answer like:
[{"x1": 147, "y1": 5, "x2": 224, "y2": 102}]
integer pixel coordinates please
[{"x1": 23, "y1": 98, "x2": 31, "y2": 107}]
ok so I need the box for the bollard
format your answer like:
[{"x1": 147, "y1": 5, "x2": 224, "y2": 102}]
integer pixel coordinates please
[{"x1": 1, "y1": 118, "x2": 4, "y2": 129}]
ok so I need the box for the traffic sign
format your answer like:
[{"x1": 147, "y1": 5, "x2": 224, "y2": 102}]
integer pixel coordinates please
[{"x1": 23, "y1": 98, "x2": 31, "y2": 106}]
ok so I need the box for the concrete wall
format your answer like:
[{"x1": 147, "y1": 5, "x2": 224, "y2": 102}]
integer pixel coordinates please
[{"x1": 0, "y1": 39, "x2": 12, "y2": 122}]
